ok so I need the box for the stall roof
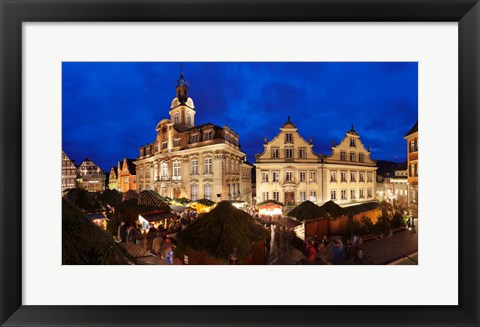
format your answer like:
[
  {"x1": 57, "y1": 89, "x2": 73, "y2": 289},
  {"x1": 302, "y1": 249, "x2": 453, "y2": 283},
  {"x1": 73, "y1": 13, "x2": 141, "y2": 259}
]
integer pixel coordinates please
[
  {"x1": 140, "y1": 211, "x2": 177, "y2": 222},
  {"x1": 276, "y1": 217, "x2": 302, "y2": 229},
  {"x1": 257, "y1": 200, "x2": 284, "y2": 207},
  {"x1": 86, "y1": 213, "x2": 107, "y2": 219},
  {"x1": 346, "y1": 202, "x2": 380, "y2": 215}
]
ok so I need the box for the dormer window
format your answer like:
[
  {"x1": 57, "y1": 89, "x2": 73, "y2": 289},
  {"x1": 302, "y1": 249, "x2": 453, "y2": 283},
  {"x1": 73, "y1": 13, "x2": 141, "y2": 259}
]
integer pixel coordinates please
[
  {"x1": 191, "y1": 134, "x2": 199, "y2": 143},
  {"x1": 174, "y1": 113, "x2": 179, "y2": 125},
  {"x1": 204, "y1": 131, "x2": 213, "y2": 141},
  {"x1": 340, "y1": 151, "x2": 346, "y2": 161},
  {"x1": 350, "y1": 138, "x2": 356, "y2": 147},
  {"x1": 359, "y1": 153, "x2": 364, "y2": 163}
]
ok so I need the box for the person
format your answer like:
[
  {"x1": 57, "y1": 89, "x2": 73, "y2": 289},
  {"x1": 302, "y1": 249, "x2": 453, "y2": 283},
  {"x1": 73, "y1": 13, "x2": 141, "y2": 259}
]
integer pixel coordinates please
[
  {"x1": 151, "y1": 232, "x2": 164, "y2": 256},
  {"x1": 126, "y1": 225, "x2": 137, "y2": 244},
  {"x1": 165, "y1": 250, "x2": 174, "y2": 264},
  {"x1": 333, "y1": 239, "x2": 344, "y2": 264},
  {"x1": 265, "y1": 231, "x2": 271, "y2": 261},
  {"x1": 117, "y1": 221, "x2": 127, "y2": 243},
  {"x1": 305, "y1": 240, "x2": 317, "y2": 264}
]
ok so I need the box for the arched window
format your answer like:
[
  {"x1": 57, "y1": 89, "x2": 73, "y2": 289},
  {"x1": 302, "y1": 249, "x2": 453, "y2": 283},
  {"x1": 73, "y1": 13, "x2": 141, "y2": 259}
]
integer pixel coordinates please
[
  {"x1": 187, "y1": 114, "x2": 191, "y2": 125},
  {"x1": 174, "y1": 113, "x2": 179, "y2": 124}
]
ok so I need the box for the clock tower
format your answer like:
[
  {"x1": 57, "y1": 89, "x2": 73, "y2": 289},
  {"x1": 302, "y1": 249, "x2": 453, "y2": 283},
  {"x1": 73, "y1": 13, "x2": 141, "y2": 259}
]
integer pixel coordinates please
[{"x1": 169, "y1": 69, "x2": 196, "y2": 129}]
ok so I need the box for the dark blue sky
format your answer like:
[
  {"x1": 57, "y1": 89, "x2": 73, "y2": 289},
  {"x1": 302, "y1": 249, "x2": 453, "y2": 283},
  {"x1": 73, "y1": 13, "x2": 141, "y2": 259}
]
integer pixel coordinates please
[{"x1": 62, "y1": 62, "x2": 417, "y2": 172}]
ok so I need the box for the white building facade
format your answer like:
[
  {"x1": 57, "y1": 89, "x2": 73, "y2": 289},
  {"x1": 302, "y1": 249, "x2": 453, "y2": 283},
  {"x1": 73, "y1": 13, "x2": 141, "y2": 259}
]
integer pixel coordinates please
[{"x1": 255, "y1": 120, "x2": 377, "y2": 210}]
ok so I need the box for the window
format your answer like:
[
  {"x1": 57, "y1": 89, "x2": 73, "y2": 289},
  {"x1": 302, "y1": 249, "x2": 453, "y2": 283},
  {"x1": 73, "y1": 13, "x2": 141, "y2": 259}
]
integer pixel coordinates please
[
  {"x1": 350, "y1": 171, "x2": 356, "y2": 182},
  {"x1": 341, "y1": 171, "x2": 347, "y2": 182},
  {"x1": 162, "y1": 141, "x2": 167, "y2": 149},
  {"x1": 299, "y1": 147, "x2": 306, "y2": 159},
  {"x1": 350, "y1": 152, "x2": 356, "y2": 162},
  {"x1": 341, "y1": 189, "x2": 347, "y2": 200},
  {"x1": 309, "y1": 171, "x2": 317, "y2": 182},
  {"x1": 299, "y1": 171, "x2": 306, "y2": 182},
  {"x1": 285, "y1": 171, "x2": 294, "y2": 182},
  {"x1": 225, "y1": 159, "x2": 230, "y2": 173},
  {"x1": 359, "y1": 153, "x2": 364, "y2": 163},
  {"x1": 271, "y1": 147, "x2": 279, "y2": 159},
  {"x1": 414, "y1": 163, "x2": 418, "y2": 177},
  {"x1": 359, "y1": 172, "x2": 365, "y2": 182},
  {"x1": 187, "y1": 114, "x2": 191, "y2": 125},
  {"x1": 310, "y1": 191, "x2": 317, "y2": 202},
  {"x1": 191, "y1": 134, "x2": 199, "y2": 143},
  {"x1": 410, "y1": 139, "x2": 418, "y2": 152},
  {"x1": 262, "y1": 171, "x2": 269, "y2": 183},
  {"x1": 173, "y1": 162, "x2": 181, "y2": 179},
  {"x1": 161, "y1": 163, "x2": 168, "y2": 179},
  {"x1": 351, "y1": 189, "x2": 356, "y2": 199},
  {"x1": 285, "y1": 133, "x2": 293, "y2": 143},
  {"x1": 273, "y1": 191, "x2": 280, "y2": 202},
  {"x1": 330, "y1": 171, "x2": 337, "y2": 182},
  {"x1": 359, "y1": 189, "x2": 365, "y2": 198},
  {"x1": 285, "y1": 148, "x2": 293, "y2": 159},
  {"x1": 174, "y1": 113, "x2": 179, "y2": 124},
  {"x1": 204, "y1": 158, "x2": 212, "y2": 175},
  {"x1": 204, "y1": 184, "x2": 212, "y2": 200},
  {"x1": 191, "y1": 184, "x2": 198, "y2": 201},
  {"x1": 340, "y1": 151, "x2": 346, "y2": 161},
  {"x1": 191, "y1": 160, "x2": 198, "y2": 175},
  {"x1": 330, "y1": 190, "x2": 337, "y2": 200},
  {"x1": 350, "y1": 138, "x2": 356, "y2": 147},
  {"x1": 299, "y1": 191, "x2": 306, "y2": 202},
  {"x1": 262, "y1": 192, "x2": 269, "y2": 202},
  {"x1": 412, "y1": 190, "x2": 416, "y2": 203},
  {"x1": 204, "y1": 131, "x2": 212, "y2": 141},
  {"x1": 272, "y1": 171, "x2": 279, "y2": 182},
  {"x1": 367, "y1": 172, "x2": 373, "y2": 182},
  {"x1": 173, "y1": 138, "x2": 181, "y2": 147}
]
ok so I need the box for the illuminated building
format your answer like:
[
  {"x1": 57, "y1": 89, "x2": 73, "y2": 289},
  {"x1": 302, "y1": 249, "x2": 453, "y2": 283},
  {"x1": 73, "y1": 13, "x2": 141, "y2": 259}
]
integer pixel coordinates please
[
  {"x1": 108, "y1": 166, "x2": 119, "y2": 191},
  {"x1": 404, "y1": 121, "x2": 418, "y2": 218},
  {"x1": 118, "y1": 158, "x2": 137, "y2": 192},
  {"x1": 134, "y1": 71, "x2": 252, "y2": 204},
  {"x1": 255, "y1": 119, "x2": 376, "y2": 211},
  {"x1": 62, "y1": 150, "x2": 77, "y2": 194},
  {"x1": 77, "y1": 158, "x2": 106, "y2": 192}
]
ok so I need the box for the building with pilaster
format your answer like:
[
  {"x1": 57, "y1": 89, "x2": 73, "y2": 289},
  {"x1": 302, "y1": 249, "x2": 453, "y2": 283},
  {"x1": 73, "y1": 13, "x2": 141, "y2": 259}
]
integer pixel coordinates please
[
  {"x1": 134, "y1": 71, "x2": 252, "y2": 204},
  {"x1": 255, "y1": 119, "x2": 376, "y2": 211},
  {"x1": 77, "y1": 158, "x2": 106, "y2": 192}
]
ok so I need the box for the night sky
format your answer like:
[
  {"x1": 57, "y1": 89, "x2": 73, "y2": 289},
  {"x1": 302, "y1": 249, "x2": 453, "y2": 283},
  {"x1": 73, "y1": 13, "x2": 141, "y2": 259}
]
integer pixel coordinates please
[{"x1": 62, "y1": 62, "x2": 417, "y2": 172}]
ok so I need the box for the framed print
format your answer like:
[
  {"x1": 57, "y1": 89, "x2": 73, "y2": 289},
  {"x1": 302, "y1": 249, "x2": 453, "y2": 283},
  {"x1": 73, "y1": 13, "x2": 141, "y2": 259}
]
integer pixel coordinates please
[{"x1": 1, "y1": 0, "x2": 479, "y2": 326}]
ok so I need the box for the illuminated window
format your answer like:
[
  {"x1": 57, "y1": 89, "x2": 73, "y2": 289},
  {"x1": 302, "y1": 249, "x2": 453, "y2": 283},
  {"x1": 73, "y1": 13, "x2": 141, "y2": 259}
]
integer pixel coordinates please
[
  {"x1": 204, "y1": 184, "x2": 212, "y2": 200},
  {"x1": 359, "y1": 153, "x2": 364, "y2": 163},
  {"x1": 341, "y1": 189, "x2": 347, "y2": 200},
  {"x1": 204, "y1": 131, "x2": 213, "y2": 141},
  {"x1": 271, "y1": 147, "x2": 279, "y2": 159},
  {"x1": 191, "y1": 160, "x2": 198, "y2": 175},
  {"x1": 330, "y1": 171, "x2": 337, "y2": 182},
  {"x1": 367, "y1": 172, "x2": 373, "y2": 182},
  {"x1": 341, "y1": 171, "x2": 347, "y2": 182},
  {"x1": 191, "y1": 134, "x2": 199, "y2": 143},
  {"x1": 330, "y1": 190, "x2": 337, "y2": 200},
  {"x1": 273, "y1": 192, "x2": 280, "y2": 202},
  {"x1": 340, "y1": 151, "x2": 346, "y2": 161},
  {"x1": 350, "y1": 152, "x2": 356, "y2": 162},
  {"x1": 173, "y1": 138, "x2": 181, "y2": 147},
  {"x1": 285, "y1": 171, "x2": 294, "y2": 182},
  {"x1": 299, "y1": 147, "x2": 306, "y2": 159},
  {"x1": 262, "y1": 171, "x2": 269, "y2": 183},
  {"x1": 309, "y1": 171, "x2": 317, "y2": 182},
  {"x1": 272, "y1": 171, "x2": 279, "y2": 182},
  {"x1": 350, "y1": 138, "x2": 356, "y2": 147},
  {"x1": 262, "y1": 192, "x2": 269, "y2": 201},
  {"x1": 204, "y1": 157, "x2": 212, "y2": 175},
  {"x1": 299, "y1": 191, "x2": 306, "y2": 202},
  {"x1": 351, "y1": 189, "x2": 356, "y2": 199},
  {"x1": 350, "y1": 171, "x2": 356, "y2": 182},
  {"x1": 285, "y1": 148, "x2": 293, "y2": 159}
]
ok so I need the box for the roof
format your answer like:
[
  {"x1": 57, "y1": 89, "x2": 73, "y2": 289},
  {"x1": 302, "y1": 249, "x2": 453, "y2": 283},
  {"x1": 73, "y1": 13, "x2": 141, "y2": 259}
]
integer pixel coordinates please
[
  {"x1": 276, "y1": 217, "x2": 302, "y2": 229},
  {"x1": 138, "y1": 190, "x2": 171, "y2": 210},
  {"x1": 346, "y1": 125, "x2": 359, "y2": 136},
  {"x1": 86, "y1": 213, "x2": 107, "y2": 219},
  {"x1": 176, "y1": 201, "x2": 269, "y2": 261},
  {"x1": 124, "y1": 158, "x2": 137, "y2": 175},
  {"x1": 110, "y1": 167, "x2": 118, "y2": 177},
  {"x1": 319, "y1": 201, "x2": 348, "y2": 217},
  {"x1": 404, "y1": 121, "x2": 418, "y2": 137},
  {"x1": 287, "y1": 201, "x2": 330, "y2": 221},
  {"x1": 346, "y1": 202, "x2": 380, "y2": 215},
  {"x1": 376, "y1": 160, "x2": 407, "y2": 178},
  {"x1": 140, "y1": 211, "x2": 177, "y2": 222},
  {"x1": 281, "y1": 116, "x2": 297, "y2": 128},
  {"x1": 257, "y1": 200, "x2": 284, "y2": 207}
]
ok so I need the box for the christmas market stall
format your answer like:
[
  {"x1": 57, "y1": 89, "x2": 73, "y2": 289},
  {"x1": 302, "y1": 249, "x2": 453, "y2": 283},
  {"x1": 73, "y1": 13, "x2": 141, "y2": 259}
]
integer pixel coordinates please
[
  {"x1": 319, "y1": 201, "x2": 349, "y2": 234},
  {"x1": 85, "y1": 211, "x2": 109, "y2": 230},
  {"x1": 188, "y1": 198, "x2": 217, "y2": 213},
  {"x1": 176, "y1": 201, "x2": 269, "y2": 265},
  {"x1": 346, "y1": 202, "x2": 381, "y2": 224},
  {"x1": 256, "y1": 200, "x2": 284, "y2": 222},
  {"x1": 286, "y1": 200, "x2": 330, "y2": 241}
]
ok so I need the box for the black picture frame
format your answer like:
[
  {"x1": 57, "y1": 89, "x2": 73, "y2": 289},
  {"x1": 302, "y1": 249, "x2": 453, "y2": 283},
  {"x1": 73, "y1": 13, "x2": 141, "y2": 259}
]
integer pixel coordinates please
[{"x1": 1, "y1": 1, "x2": 479, "y2": 326}]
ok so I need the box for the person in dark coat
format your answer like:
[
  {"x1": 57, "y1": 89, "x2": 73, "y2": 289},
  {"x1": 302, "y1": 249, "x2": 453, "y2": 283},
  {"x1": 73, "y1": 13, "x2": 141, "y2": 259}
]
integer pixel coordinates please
[{"x1": 117, "y1": 221, "x2": 127, "y2": 243}]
